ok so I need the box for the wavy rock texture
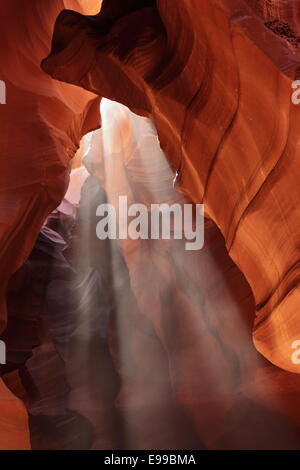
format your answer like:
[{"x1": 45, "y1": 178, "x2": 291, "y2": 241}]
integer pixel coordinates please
[
  {"x1": 3, "y1": 100, "x2": 297, "y2": 450},
  {"x1": 2, "y1": 0, "x2": 300, "y2": 451},
  {"x1": 79, "y1": 99, "x2": 300, "y2": 449},
  {"x1": 0, "y1": 0, "x2": 102, "y2": 449},
  {"x1": 3, "y1": 213, "x2": 117, "y2": 450},
  {"x1": 42, "y1": 0, "x2": 300, "y2": 374},
  {"x1": 5, "y1": 97, "x2": 300, "y2": 449}
]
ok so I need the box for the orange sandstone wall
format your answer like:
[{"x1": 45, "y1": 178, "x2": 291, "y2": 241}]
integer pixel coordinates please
[
  {"x1": 43, "y1": 0, "x2": 300, "y2": 373},
  {"x1": 0, "y1": 0, "x2": 101, "y2": 449}
]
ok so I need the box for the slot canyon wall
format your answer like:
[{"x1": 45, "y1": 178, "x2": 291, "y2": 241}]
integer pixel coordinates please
[
  {"x1": 42, "y1": 0, "x2": 300, "y2": 373},
  {"x1": 1, "y1": 0, "x2": 300, "y2": 450},
  {"x1": 0, "y1": 0, "x2": 102, "y2": 449}
]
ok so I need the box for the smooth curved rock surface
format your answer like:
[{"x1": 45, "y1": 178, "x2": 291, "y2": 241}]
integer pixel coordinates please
[
  {"x1": 6, "y1": 97, "x2": 300, "y2": 449},
  {"x1": 0, "y1": 0, "x2": 102, "y2": 449},
  {"x1": 0, "y1": 378, "x2": 30, "y2": 450},
  {"x1": 0, "y1": 0, "x2": 101, "y2": 332},
  {"x1": 2, "y1": 0, "x2": 300, "y2": 451},
  {"x1": 43, "y1": 0, "x2": 300, "y2": 373},
  {"x1": 79, "y1": 99, "x2": 300, "y2": 449}
]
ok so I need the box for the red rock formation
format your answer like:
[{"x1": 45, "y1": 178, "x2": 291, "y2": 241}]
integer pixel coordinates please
[
  {"x1": 0, "y1": 0, "x2": 101, "y2": 332},
  {"x1": 0, "y1": 378, "x2": 30, "y2": 450},
  {"x1": 6, "y1": 95, "x2": 300, "y2": 450},
  {"x1": 0, "y1": 0, "x2": 102, "y2": 450},
  {"x1": 43, "y1": 0, "x2": 300, "y2": 374},
  {"x1": 2, "y1": 0, "x2": 300, "y2": 451},
  {"x1": 78, "y1": 98, "x2": 300, "y2": 449}
]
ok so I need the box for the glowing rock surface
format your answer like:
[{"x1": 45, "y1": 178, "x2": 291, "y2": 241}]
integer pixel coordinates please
[{"x1": 43, "y1": 0, "x2": 300, "y2": 373}]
